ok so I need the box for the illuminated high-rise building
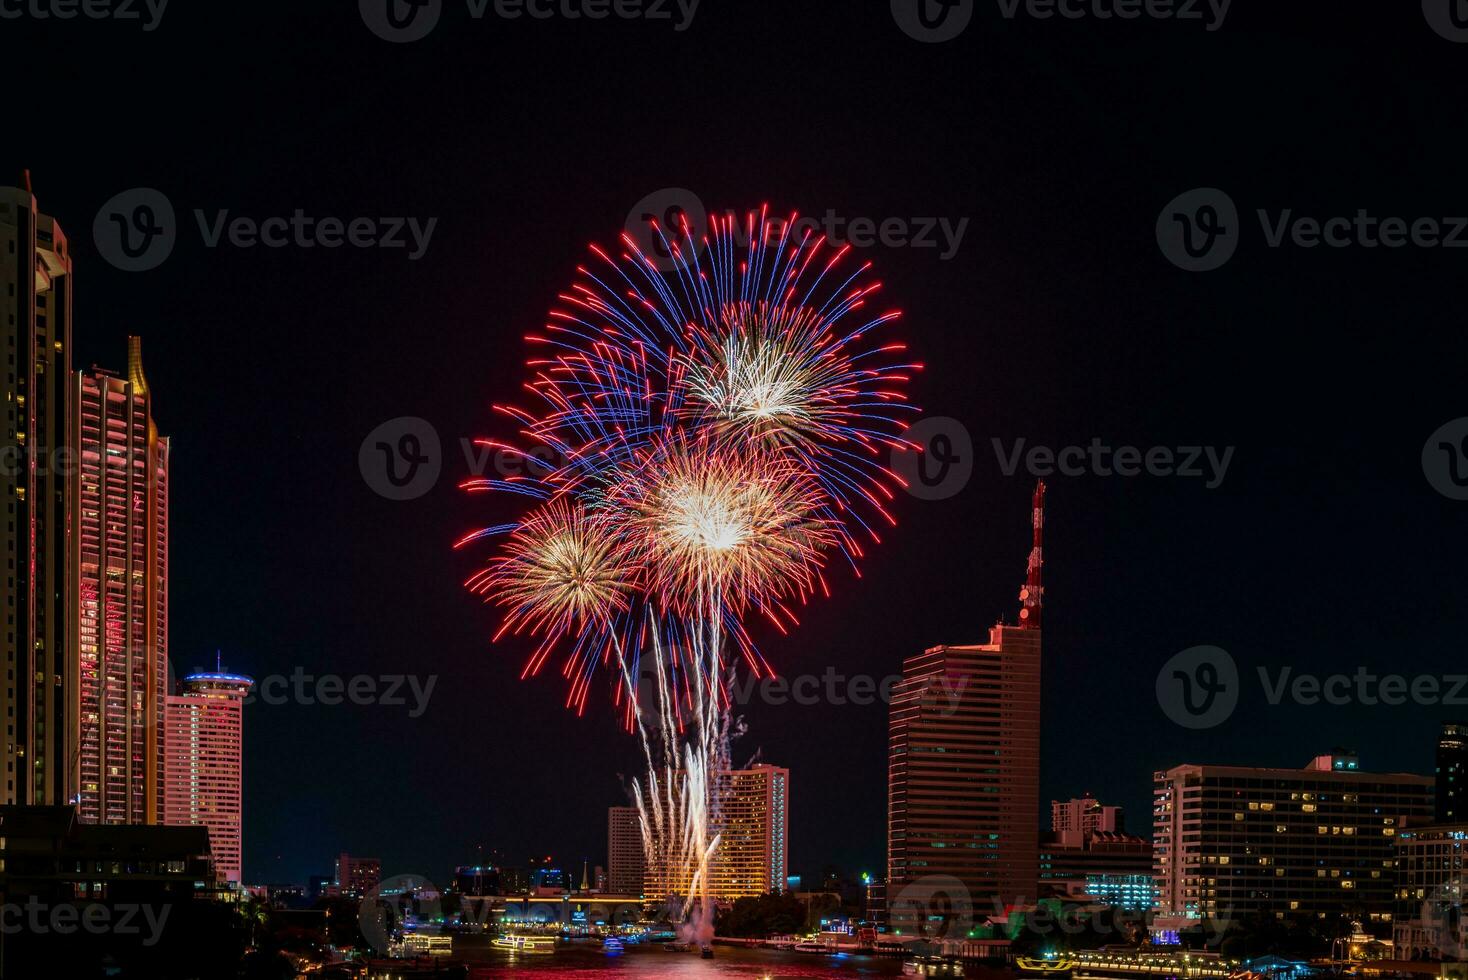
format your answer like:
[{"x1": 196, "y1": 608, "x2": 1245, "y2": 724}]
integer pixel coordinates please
[
  {"x1": 607, "y1": 805, "x2": 645, "y2": 896},
  {"x1": 74, "y1": 337, "x2": 170, "y2": 824},
  {"x1": 644, "y1": 764, "x2": 790, "y2": 903},
  {"x1": 886, "y1": 484, "x2": 1045, "y2": 933},
  {"x1": 0, "y1": 181, "x2": 75, "y2": 808},
  {"x1": 1153, "y1": 751, "x2": 1434, "y2": 922},
  {"x1": 163, "y1": 661, "x2": 252, "y2": 884},
  {"x1": 1436, "y1": 722, "x2": 1467, "y2": 823}
]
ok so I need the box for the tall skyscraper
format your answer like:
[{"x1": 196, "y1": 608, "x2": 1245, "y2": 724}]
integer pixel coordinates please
[
  {"x1": 1153, "y1": 751, "x2": 1434, "y2": 922},
  {"x1": 74, "y1": 338, "x2": 170, "y2": 824},
  {"x1": 0, "y1": 181, "x2": 74, "y2": 808},
  {"x1": 644, "y1": 764, "x2": 791, "y2": 903},
  {"x1": 1436, "y1": 722, "x2": 1466, "y2": 823},
  {"x1": 607, "y1": 805, "x2": 645, "y2": 896},
  {"x1": 163, "y1": 661, "x2": 253, "y2": 884},
  {"x1": 886, "y1": 483, "x2": 1044, "y2": 933}
]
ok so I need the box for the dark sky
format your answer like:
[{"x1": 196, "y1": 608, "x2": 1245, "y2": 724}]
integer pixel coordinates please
[{"x1": 7, "y1": 2, "x2": 1468, "y2": 888}]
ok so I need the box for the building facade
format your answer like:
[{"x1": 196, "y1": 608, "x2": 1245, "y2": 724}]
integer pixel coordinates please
[
  {"x1": 607, "y1": 805, "x2": 645, "y2": 896},
  {"x1": 1052, "y1": 796, "x2": 1125, "y2": 837},
  {"x1": 1438, "y1": 722, "x2": 1467, "y2": 824},
  {"x1": 74, "y1": 338, "x2": 170, "y2": 825},
  {"x1": 1153, "y1": 752, "x2": 1435, "y2": 923},
  {"x1": 644, "y1": 764, "x2": 790, "y2": 903},
  {"x1": 0, "y1": 185, "x2": 74, "y2": 809},
  {"x1": 163, "y1": 665, "x2": 252, "y2": 884},
  {"x1": 334, "y1": 853, "x2": 382, "y2": 898},
  {"x1": 1393, "y1": 823, "x2": 1466, "y2": 958},
  {"x1": 886, "y1": 483, "x2": 1045, "y2": 933},
  {"x1": 1039, "y1": 829, "x2": 1154, "y2": 906}
]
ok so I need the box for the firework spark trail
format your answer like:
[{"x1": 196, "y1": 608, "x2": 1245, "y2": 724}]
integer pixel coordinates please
[{"x1": 463, "y1": 206, "x2": 917, "y2": 931}]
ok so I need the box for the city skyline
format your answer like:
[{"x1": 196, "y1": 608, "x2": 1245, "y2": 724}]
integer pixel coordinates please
[{"x1": 5, "y1": 6, "x2": 1468, "y2": 898}]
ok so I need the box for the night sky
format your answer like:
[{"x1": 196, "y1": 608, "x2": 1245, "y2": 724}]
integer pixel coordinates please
[{"x1": 7, "y1": 2, "x2": 1468, "y2": 889}]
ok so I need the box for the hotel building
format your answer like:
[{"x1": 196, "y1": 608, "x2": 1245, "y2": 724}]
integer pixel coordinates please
[
  {"x1": 886, "y1": 483, "x2": 1045, "y2": 932},
  {"x1": 1153, "y1": 751, "x2": 1434, "y2": 923},
  {"x1": 163, "y1": 663, "x2": 253, "y2": 884},
  {"x1": 644, "y1": 764, "x2": 790, "y2": 903},
  {"x1": 607, "y1": 805, "x2": 645, "y2": 896},
  {"x1": 74, "y1": 338, "x2": 170, "y2": 825},
  {"x1": 0, "y1": 183, "x2": 74, "y2": 808}
]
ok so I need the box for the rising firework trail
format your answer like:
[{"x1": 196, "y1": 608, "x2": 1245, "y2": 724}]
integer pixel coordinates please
[{"x1": 461, "y1": 205, "x2": 918, "y2": 933}]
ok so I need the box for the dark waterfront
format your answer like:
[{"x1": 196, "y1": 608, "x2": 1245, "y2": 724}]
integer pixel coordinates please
[{"x1": 452, "y1": 943, "x2": 938, "y2": 977}]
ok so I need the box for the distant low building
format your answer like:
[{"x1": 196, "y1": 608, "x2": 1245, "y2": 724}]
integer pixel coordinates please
[
  {"x1": 334, "y1": 853, "x2": 381, "y2": 899},
  {"x1": 1038, "y1": 829, "x2": 1154, "y2": 909}
]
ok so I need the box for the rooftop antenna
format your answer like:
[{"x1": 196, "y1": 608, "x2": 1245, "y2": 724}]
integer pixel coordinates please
[
  {"x1": 1018, "y1": 481, "x2": 1045, "y2": 629},
  {"x1": 21, "y1": 169, "x2": 31, "y2": 194}
]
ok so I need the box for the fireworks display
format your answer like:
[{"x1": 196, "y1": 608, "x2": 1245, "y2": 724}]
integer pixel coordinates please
[{"x1": 460, "y1": 205, "x2": 918, "y2": 927}]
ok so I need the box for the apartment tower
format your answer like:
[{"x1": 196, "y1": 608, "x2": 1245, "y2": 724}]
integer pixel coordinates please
[
  {"x1": 163, "y1": 661, "x2": 253, "y2": 884},
  {"x1": 75, "y1": 337, "x2": 170, "y2": 824}
]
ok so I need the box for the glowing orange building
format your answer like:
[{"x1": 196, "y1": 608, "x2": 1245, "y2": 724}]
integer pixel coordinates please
[
  {"x1": 163, "y1": 663, "x2": 252, "y2": 884},
  {"x1": 74, "y1": 338, "x2": 170, "y2": 824}
]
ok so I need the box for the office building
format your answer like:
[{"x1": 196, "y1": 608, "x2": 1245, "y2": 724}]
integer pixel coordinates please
[
  {"x1": 75, "y1": 337, "x2": 170, "y2": 825},
  {"x1": 608, "y1": 805, "x2": 645, "y2": 895},
  {"x1": 886, "y1": 483, "x2": 1045, "y2": 932},
  {"x1": 1153, "y1": 751, "x2": 1434, "y2": 922},
  {"x1": 163, "y1": 661, "x2": 253, "y2": 884},
  {"x1": 0, "y1": 182, "x2": 74, "y2": 809}
]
